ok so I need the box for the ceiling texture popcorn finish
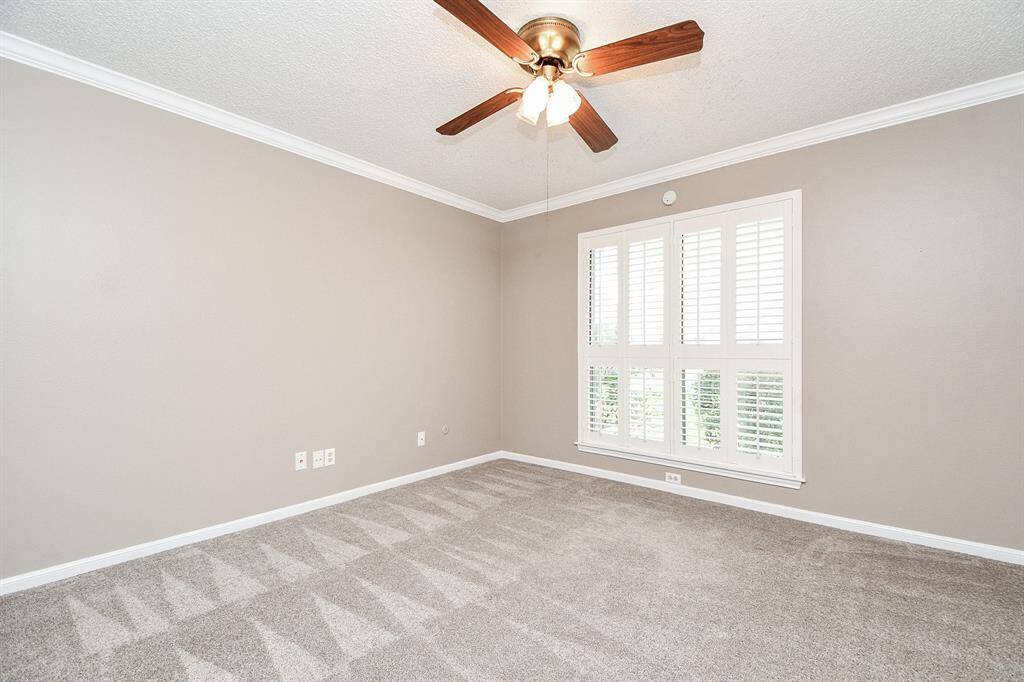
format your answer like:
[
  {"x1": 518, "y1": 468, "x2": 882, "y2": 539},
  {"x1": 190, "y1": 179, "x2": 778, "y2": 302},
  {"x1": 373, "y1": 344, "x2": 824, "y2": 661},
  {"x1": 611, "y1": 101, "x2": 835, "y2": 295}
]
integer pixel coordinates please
[{"x1": 1, "y1": 1, "x2": 1022, "y2": 212}]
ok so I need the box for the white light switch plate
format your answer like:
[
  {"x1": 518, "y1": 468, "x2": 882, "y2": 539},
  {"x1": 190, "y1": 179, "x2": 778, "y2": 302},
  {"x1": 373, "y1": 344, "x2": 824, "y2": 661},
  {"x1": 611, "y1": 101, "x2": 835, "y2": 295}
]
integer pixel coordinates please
[
  {"x1": 295, "y1": 451, "x2": 307, "y2": 471},
  {"x1": 417, "y1": 431, "x2": 426, "y2": 447},
  {"x1": 324, "y1": 448, "x2": 335, "y2": 466},
  {"x1": 312, "y1": 450, "x2": 325, "y2": 469}
]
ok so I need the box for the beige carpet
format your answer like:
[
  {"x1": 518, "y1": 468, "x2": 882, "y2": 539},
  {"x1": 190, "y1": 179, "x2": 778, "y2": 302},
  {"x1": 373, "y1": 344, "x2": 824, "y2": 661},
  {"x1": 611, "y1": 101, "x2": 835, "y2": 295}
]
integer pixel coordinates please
[{"x1": 1, "y1": 459, "x2": 1021, "y2": 680}]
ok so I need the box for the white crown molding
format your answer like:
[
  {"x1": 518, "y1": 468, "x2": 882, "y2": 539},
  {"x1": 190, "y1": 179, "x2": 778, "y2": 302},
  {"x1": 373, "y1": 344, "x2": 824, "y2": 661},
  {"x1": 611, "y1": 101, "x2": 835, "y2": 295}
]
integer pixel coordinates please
[
  {"x1": 500, "y1": 71, "x2": 1024, "y2": 222},
  {"x1": 0, "y1": 31, "x2": 504, "y2": 222},
  {"x1": 2, "y1": 31, "x2": 1021, "y2": 224}
]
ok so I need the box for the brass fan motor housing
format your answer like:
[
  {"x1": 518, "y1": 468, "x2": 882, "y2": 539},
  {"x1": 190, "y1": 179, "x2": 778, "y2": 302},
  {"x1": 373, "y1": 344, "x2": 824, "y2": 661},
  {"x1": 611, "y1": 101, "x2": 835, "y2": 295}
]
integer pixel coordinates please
[{"x1": 517, "y1": 16, "x2": 581, "y2": 74}]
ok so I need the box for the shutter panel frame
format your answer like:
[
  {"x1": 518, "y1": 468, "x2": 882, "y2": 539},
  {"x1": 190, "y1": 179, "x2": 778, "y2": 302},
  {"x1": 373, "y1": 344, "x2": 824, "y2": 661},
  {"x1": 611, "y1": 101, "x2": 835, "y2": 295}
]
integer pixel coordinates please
[
  {"x1": 579, "y1": 233, "x2": 622, "y2": 356},
  {"x1": 729, "y1": 359, "x2": 794, "y2": 476},
  {"x1": 625, "y1": 224, "x2": 670, "y2": 360},
  {"x1": 626, "y1": 360, "x2": 668, "y2": 453},
  {"x1": 725, "y1": 201, "x2": 793, "y2": 361},
  {"x1": 577, "y1": 191, "x2": 802, "y2": 489},
  {"x1": 670, "y1": 215, "x2": 726, "y2": 360},
  {"x1": 672, "y1": 358, "x2": 725, "y2": 465},
  {"x1": 579, "y1": 360, "x2": 624, "y2": 447}
]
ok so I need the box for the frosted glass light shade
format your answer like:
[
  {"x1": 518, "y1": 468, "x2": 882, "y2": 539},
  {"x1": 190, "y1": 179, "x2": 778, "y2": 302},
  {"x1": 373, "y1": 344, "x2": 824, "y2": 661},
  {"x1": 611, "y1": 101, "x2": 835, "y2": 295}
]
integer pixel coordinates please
[
  {"x1": 516, "y1": 76, "x2": 550, "y2": 125},
  {"x1": 545, "y1": 80, "x2": 581, "y2": 127}
]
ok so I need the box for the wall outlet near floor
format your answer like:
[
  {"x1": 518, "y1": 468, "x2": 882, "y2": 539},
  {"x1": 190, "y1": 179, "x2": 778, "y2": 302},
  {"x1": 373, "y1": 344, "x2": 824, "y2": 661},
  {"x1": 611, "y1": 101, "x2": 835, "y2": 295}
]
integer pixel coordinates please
[
  {"x1": 417, "y1": 431, "x2": 426, "y2": 447},
  {"x1": 324, "y1": 448, "x2": 335, "y2": 466},
  {"x1": 312, "y1": 450, "x2": 325, "y2": 469},
  {"x1": 295, "y1": 451, "x2": 307, "y2": 471},
  {"x1": 664, "y1": 472, "x2": 682, "y2": 485}
]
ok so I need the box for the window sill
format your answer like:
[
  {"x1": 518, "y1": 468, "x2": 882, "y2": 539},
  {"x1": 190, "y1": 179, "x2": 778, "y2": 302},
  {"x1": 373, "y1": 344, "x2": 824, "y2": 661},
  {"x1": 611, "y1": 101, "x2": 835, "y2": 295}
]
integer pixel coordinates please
[{"x1": 575, "y1": 442, "x2": 804, "y2": 489}]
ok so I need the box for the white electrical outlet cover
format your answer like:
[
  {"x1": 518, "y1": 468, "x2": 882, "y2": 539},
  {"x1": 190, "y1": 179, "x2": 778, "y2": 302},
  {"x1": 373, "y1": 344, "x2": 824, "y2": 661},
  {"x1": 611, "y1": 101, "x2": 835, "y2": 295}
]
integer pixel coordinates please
[
  {"x1": 417, "y1": 431, "x2": 426, "y2": 447},
  {"x1": 664, "y1": 472, "x2": 681, "y2": 484},
  {"x1": 324, "y1": 448, "x2": 335, "y2": 466},
  {"x1": 295, "y1": 452, "x2": 307, "y2": 471},
  {"x1": 312, "y1": 450, "x2": 325, "y2": 469}
]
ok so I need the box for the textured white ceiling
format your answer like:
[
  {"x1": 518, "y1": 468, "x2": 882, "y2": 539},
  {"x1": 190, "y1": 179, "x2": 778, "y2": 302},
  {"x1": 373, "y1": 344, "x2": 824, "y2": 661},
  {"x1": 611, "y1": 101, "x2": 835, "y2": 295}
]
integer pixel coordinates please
[{"x1": 2, "y1": 1, "x2": 1022, "y2": 210}]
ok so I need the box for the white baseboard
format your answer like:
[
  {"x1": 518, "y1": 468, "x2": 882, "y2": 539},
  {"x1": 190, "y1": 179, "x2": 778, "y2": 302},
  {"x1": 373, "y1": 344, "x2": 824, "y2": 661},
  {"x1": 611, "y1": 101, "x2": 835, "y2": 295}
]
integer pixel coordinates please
[
  {"x1": 0, "y1": 452, "x2": 499, "y2": 596},
  {"x1": 4, "y1": 449, "x2": 1020, "y2": 595},
  {"x1": 496, "y1": 451, "x2": 1024, "y2": 566}
]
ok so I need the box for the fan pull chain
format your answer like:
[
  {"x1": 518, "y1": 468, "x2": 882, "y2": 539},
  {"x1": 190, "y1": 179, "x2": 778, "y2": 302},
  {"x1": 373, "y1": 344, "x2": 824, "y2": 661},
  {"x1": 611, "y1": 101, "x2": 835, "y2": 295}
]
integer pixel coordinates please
[{"x1": 545, "y1": 120, "x2": 550, "y2": 230}]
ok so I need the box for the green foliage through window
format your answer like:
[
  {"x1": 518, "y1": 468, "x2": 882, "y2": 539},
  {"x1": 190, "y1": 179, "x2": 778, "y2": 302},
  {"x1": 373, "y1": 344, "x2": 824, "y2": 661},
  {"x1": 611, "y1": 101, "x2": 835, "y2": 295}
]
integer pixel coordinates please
[
  {"x1": 681, "y1": 369, "x2": 721, "y2": 449},
  {"x1": 587, "y1": 366, "x2": 619, "y2": 436}
]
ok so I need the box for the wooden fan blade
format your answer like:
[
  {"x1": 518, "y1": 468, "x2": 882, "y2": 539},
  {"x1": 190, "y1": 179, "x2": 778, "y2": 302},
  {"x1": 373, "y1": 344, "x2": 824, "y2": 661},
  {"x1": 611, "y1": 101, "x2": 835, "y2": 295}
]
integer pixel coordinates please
[
  {"x1": 434, "y1": 0, "x2": 537, "y2": 64},
  {"x1": 576, "y1": 20, "x2": 704, "y2": 76},
  {"x1": 569, "y1": 91, "x2": 618, "y2": 153},
  {"x1": 437, "y1": 88, "x2": 523, "y2": 136}
]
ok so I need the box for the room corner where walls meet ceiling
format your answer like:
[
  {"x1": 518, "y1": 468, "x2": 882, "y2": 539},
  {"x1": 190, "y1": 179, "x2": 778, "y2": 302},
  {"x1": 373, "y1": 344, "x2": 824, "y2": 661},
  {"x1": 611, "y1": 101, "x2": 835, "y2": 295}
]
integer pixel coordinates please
[{"x1": 1, "y1": 0, "x2": 1022, "y2": 218}]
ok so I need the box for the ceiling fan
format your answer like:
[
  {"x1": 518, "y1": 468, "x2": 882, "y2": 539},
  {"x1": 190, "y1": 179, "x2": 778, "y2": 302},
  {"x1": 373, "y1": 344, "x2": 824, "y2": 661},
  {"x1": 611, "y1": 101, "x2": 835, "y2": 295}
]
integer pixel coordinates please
[{"x1": 434, "y1": 0, "x2": 704, "y2": 152}]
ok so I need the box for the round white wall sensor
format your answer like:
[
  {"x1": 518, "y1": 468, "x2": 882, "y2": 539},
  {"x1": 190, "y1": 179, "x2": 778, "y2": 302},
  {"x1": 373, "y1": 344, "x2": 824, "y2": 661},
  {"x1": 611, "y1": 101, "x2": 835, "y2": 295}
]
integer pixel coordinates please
[{"x1": 662, "y1": 190, "x2": 677, "y2": 206}]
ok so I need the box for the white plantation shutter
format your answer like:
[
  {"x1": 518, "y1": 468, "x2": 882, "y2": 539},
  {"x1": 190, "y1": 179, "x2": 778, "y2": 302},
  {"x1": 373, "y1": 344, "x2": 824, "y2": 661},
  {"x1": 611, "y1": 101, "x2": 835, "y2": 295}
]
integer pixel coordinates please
[
  {"x1": 579, "y1": 192, "x2": 800, "y2": 488},
  {"x1": 736, "y1": 370, "x2": 785, "y2": 458},
  {"x1": 586, "y1": 364, "x2": 620, "y2": 437},
  {"x1": 628, "y1": 238, "x2": 665, "y2": 346},
  {"x1": 628, "y1": 366, "x2": 666, "y2": 446},
  {"x1": 679, "y1": 368, "x2": 721, "y2": 452},
  {"x1": 680, "y1": 228, "x2": 722, "y2": 345},
  {"x1": 587, "y1": 245, "x2": 618, "y2": 346},
  {"x1": 736, "y1": 218, "x2": 785, "y2": 345}
]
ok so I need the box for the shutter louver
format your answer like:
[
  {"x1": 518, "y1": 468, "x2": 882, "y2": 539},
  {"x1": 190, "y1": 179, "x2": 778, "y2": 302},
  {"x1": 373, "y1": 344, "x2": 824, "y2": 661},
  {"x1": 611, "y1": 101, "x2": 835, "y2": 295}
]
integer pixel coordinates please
[
  {"x1": 628, "y1": 238, "x2": 664, "y2": 345},
  {"x1": 681, "y1": 228, "x2": 722, "y2": 345},
  {"x1": 680, "y1": 368, "x2": 721, "y2": 450},
  {"x1": 586, "y1": 365, "x2": 619, "y2": 436},
  {"x1": 628, "y1": 367, "x2": 665, "y2": 442},
  {"x1": 736, "y1": 218, "x2": 785, "y2": 344},
  {"x1": 588, "y1": 245, "x2": 618, "y2": 346},
  {"x1": 736, "y1": 370, "x2": 784, "y2": 458}
]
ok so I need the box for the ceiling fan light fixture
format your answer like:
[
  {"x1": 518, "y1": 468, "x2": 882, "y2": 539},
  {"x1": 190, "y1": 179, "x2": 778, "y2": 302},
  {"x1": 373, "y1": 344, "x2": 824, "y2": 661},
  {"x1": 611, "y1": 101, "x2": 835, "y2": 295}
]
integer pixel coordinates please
[
  {"x1": 516, "y1": 75, "x2": 550, "y2": 126},
  {"x1": 515, "y1": 103, "x2": 540, "y2": 126},
  {"x1": 434, "y1": 2, "x2": 703, "y2": 152},
  {"x1": 544, "y1": 80, "x2": 581, "y2": 127}
]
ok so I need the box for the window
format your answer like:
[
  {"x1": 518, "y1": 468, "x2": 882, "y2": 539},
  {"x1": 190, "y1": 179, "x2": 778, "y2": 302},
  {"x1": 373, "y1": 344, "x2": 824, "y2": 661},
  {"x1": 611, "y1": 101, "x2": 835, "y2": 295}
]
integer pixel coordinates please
[
  {"x1": 587, "y1": 244, "x2": 618, "y2": 346},
  {"x1": 680, "y1": 228, "x2": 721, "y2": 345},
  {"x1": 628, "y1": 365, "x2": 665, "y2": 447},
  {"x1": 628, "y1": 238, "x2": 664, "y2": 346},
  {"x1": 578, "y1": 191, "x2": 802, "y2": 488},
  {"x1": 679, "y1": 367, "x2": 720, "y2": 451},
  {"x1": 585, "y1": 364, "x2": 620, "y2": 439}
]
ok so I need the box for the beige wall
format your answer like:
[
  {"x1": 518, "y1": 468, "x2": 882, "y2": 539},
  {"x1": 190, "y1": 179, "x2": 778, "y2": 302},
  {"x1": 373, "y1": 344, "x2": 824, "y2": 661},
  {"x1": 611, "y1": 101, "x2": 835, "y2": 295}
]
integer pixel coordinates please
[
  {"x1": 501, "y1": 96, "x2": 1024, "y2": 550},
  {"x1": 3, "y1": 58, "x2": 1021, "y2": 580},
  {"x1": 1, "y1": 61, "x2": 501, "y2": 578}
]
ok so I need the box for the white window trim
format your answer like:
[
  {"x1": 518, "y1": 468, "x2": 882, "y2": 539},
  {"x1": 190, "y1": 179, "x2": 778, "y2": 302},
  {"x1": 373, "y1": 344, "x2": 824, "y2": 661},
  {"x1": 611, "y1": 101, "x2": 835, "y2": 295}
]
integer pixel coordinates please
[{"x1": 577, "y1": 190, "x2": 803, "y2": 489}]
